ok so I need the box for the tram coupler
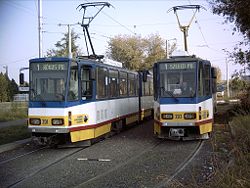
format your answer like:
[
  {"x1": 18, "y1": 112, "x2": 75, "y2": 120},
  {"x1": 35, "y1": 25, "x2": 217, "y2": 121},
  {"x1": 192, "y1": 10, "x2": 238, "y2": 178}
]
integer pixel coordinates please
[{"x1": 32, "y1": 134, "x2": 59, "y2": 146}]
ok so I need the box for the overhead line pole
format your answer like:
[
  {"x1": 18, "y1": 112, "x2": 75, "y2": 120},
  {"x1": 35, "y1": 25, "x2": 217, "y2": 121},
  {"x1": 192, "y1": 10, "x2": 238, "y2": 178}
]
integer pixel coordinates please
[
  {"x1": 58, "y1": 23, "x2": 80, "y2": 58},
  {"x1": 38, "y1": 0, "x2": 42, "y2": 58}
]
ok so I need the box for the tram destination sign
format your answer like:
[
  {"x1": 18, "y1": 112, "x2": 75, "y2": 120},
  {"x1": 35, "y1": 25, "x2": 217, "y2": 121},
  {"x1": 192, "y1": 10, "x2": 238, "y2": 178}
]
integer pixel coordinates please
[
  {"x1": 161, "y1": 62, "x2": 195, "y2": 70},
  {"x1": 32, "y1": 62, "x2": 67, "y2": 71}
]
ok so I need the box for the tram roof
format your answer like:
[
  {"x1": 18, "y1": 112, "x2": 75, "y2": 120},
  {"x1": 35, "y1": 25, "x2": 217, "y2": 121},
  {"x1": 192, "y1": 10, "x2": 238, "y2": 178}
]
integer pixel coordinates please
[
  {"x1": 156, "y1": 55, "x2": 210, "y2": 64},
  {"x1": 28, "y1": 57, "x2": 144, "y2": 74},
  {"x1": 30, "y1": 57, "x2": 71, "y2": 62}
]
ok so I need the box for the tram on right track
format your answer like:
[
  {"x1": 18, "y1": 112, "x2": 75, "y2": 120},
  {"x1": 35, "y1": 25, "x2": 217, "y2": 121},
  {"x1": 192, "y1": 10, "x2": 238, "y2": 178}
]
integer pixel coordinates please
[{"x1": 153, "y1": 54, "x2": 217, "y2": 140}]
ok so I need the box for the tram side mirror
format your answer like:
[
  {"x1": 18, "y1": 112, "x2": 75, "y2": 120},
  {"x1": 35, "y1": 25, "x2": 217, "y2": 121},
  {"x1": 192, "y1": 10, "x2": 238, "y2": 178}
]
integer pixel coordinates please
[
  {"x1": 211, "y1": 67, "x2": 217, "y2": 93},
  {"x1": 211, "y1": 67, "x2": 217, "y2": 79},
  {"x1": 19, "y1": 73, "x2": 24, "y2": 85},
  {"x1": 90, "y1": 68, "x2": 96, "y2": 80},
  {"x1": 142, "y1": 70, "x2": 148, "y2": 82}
]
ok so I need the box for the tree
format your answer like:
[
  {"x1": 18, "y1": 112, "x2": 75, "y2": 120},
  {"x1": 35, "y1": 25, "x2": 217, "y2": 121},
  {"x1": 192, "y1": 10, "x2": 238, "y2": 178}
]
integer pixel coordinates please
[
  {"x1": 210, "y1": 0, "x2": 250, "y2": 71},
  {"x1": 106, "y1": 35, "x2": 146, "y2": 70},
  {"x1": 230, "y1": 77, "x2": 248, "y2": 92},
  {"x1": 0, "y1": 73, "x2": 8, "y2": 102},
  {"x1": 8, "y1": 79, "x2": 19, "y2": 101},
  {"x1": 214, "y1": 66, "x2": 222, "y2": 83},
  {"x1": 144, "y1": 34, "x2": 166, "y2": 69},
  {"x1": 106, "y1": 34, "x2": 168, "y2": 70},
  {"x1": 46, "y1": 30, "x2": 82, "y2": 58}
]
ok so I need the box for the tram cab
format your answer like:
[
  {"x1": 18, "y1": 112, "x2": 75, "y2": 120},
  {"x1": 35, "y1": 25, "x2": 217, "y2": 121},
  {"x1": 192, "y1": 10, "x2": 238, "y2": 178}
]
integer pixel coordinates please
[{"x1": 153, "y1": 54, "x2": 217, "y2": 140}]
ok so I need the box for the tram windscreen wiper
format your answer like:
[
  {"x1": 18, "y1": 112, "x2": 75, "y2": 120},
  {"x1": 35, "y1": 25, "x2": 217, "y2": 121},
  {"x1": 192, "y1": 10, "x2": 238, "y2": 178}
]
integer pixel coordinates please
[{"x1": 160, "y1": 87, "x2": 178, "y2": 101}]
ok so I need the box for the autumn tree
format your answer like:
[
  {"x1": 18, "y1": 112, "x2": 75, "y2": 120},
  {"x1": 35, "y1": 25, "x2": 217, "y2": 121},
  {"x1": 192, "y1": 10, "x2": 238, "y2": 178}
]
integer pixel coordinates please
[
  {"x1": 214, "y1": 66, "x2": 222, "y2": 83},
  {"x1": 46, "y1": 30, "x2": 82, "y2": 58},
  {"x1": 106, "y1": 34, "x2": 168, "y2": 70},
  {"x1": 144, "y1": 34, "x2": 166, "y2": 70},
  {"x1": 106, "y1": 35, "x2": 145, "y2": 70}
]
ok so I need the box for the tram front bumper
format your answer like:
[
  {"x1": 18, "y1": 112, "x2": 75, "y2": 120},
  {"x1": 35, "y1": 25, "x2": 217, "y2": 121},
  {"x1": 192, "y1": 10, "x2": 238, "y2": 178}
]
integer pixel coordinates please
[
  {"x1": 28, "y1": 126, "x2": 69, "y2": 133},
  {"x1": 161, "y1": 122, "x2": 195, "y2": 126}
]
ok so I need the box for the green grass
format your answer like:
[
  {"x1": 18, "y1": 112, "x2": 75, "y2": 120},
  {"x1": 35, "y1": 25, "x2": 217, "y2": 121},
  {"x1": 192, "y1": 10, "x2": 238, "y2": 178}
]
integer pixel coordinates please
[
  {"x1": 0, "y1": 102, "x2": 29, "y2": 145},
  {"x1": 0, "y1": 125, "x2": 31, "y2": 145},
  {"x1": 0, "y1": 102, "x2": 28, "y2": 122}
]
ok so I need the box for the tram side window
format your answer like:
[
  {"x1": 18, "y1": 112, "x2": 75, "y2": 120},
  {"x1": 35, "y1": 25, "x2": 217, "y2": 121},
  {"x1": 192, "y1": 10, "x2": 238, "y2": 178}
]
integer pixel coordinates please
[
  {"x1": 136, "y1": 75, "x2": 139, "y2": 96},
  {"x1": 80, "y1": 67, "x2": 92, "y2": 100},
  {"x1": 119, "y1": 71, "x2": 128, "y2": 97},
  {"x1": 198, "y1": 64, "x2": 204, "y2": 96},
  {"x1": 143, "y1": 81, "x2": 150, "y2": 96},
  {"x1": 68, "y1": 67, "x2": 79, "y2": 101},
  {"x1": 149, "y1": 78, "x2": 153, "y2": 96},
  {"x1": 204, "y1": 64, "x2": 211, "y2": 96},
  {"x1": 109, "y1": 69, "x2": 118, "y2": 98},
  {"x1": 128, "y1": 73, "x2": 136, "y2": 96},
  {"x1": 97, "y1": 67, "x2": 108, "y2": 99}
]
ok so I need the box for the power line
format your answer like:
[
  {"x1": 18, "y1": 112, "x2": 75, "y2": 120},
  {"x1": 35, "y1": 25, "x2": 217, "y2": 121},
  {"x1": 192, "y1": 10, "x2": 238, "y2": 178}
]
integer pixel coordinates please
[
  {"x1": 4, "y1": 1, "x2": 36, "y2": 17},
  {"x1": 100, "y1": 11, "x2": 136, "y2": 35},
  {"x1": 0, "y1": 55, "x2": 37, "y2": 65},
  {"x1": 84, "y1": 0, "x2": 135, "y2": 35}
]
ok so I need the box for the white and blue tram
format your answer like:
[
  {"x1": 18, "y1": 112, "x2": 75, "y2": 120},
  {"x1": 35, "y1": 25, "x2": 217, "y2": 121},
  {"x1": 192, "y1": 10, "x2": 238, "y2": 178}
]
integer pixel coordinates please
[
  {"x1": 153, "y1": 55, "x2": 217, "y2": 140},
  {"x1": 26, "y1": 57, "x2": 153, "y2": 145}
]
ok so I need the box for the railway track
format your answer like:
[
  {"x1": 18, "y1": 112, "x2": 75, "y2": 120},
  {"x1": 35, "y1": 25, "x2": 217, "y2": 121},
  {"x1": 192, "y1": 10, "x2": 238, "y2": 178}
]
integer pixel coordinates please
[
  {"x1": 0, "y1": 146, "x2": 48, "y2": 166},
  {"x1": 155, "y1": 140, "x2": 203, "y2": 188},
  {"x1": 0, "y1": 120, "x2": 204, "y2": 188},
  {"x1": 74, "y1": 140, "x2": 164, "y2": 187},
  {"x1": 5, "y1": 147, "x2": 85, "y2": 188},
  {"x1": 74, "y1": 140, "x2": 203, "y2": 188}
]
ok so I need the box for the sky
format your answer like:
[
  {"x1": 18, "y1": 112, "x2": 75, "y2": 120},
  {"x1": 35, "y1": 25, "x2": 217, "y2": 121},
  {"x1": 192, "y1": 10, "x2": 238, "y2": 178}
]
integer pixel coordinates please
[{"x1": 0, "y1": 0, "x2": 246, "y2": 83}]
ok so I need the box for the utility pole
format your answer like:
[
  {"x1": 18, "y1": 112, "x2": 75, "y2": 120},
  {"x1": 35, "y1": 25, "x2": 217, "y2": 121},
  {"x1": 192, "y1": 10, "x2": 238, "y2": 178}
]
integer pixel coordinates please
[
  {"x1": 68, "y1": 25, "x2": 72, "y2": 58},
  {"x1": 58, "y1": 23, "x2": 79, "y2": 58},
  {"x1": 226, "y1": 58, "x2": 230, "y2": 98},
  {"x1": 166, "y1": 38, "x2": 177, "y2": 58},
  {"x1": 38, "y1": 0, "x2": 43, "y2": 58},
  {"x1": 3, "y1": 65, "x2": 8, "y2": 77}
]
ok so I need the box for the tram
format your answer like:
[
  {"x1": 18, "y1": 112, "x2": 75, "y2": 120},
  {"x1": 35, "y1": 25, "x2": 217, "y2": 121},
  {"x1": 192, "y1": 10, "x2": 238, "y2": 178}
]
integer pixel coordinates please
[
  {"x1": 153, "y1": 54, "x2": 217, "y2": 140},
  {"x1": 23, "y1": 57, "x2": 153, "y2": 145}
]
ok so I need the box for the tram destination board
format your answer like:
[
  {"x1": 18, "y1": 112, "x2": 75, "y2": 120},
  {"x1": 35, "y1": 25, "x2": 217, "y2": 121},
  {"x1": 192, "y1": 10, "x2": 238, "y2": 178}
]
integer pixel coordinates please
[
  {"x1": 160, "y1": 62, "x2": 195, "y2": 70},
  {"x1": 31, "y1": 62, "x2": 67, "y2": 71}
]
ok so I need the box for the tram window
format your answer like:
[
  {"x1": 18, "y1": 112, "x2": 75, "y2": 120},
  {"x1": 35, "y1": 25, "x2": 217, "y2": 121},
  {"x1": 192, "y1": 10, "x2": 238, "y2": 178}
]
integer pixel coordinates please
[
  {"x1": 128, "y1": 73, "x2": 136, "y2": 96},
  {"x1": 119, "y1": 71, "x2": 127, "y2": 96},
  {"x1": 166, "y1": 72, "x2": 181, "y2": 91},
  {"x1": 204, "y1": 64, "x2": 211, "y2": 95},
  {"x1": 80, "y1": 67, "x2": 92, "y2": 100},
  {"x1": 136, "y1": 76, "x2": 139, "y2": 96},
  {"x1": 149, "y1": 78, "x2": 153, "y2": 96},
  {"x1": 182, "y1": 72, "x2": 195, "y2": 96},
  {"x1": 68, "y1": 67, "x2": 79, "y2": 101},
  {"x1": 143, "y1": 81, "x2": 150, "y2": 96},
  {"x1": 109, "y1": 69, "x2": 118, "y2": 98},
  {"x1": 97, "y1": 67, "x2": 108, "y2": 99},
  {"x1": 198, "y1": 64, "x2": 204, "y2": 96}
]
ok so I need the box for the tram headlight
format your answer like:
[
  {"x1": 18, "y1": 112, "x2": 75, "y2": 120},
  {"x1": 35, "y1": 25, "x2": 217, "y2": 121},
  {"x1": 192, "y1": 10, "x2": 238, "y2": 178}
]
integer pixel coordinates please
[
  {"x1": 52, "y1": 118, "x2": 64, "y2": 125},
  {"x1": 29, "y1": 118, "x2": 41, "y2": 125},
  {"x1": 161, "y1": 113, "x2": 173, "y2": 120},
  {"x1": 184, "y1": 113, "x2": 196, "y2": 120}
]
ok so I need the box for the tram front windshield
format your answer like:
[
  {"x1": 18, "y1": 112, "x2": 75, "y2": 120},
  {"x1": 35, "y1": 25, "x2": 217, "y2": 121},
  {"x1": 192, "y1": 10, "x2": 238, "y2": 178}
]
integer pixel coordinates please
[
  {"x1": 30, "y1": 62, "x2": 68, "y2": 102},
  {"x1": 159, "y1": 62, "x2": 196, "y2": 98}
]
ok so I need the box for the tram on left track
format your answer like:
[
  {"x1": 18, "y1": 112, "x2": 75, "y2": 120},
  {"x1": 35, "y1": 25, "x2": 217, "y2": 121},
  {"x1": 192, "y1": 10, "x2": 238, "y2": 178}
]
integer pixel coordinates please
[{"x1": 25, "y1": 57, "x2": 153, "y2": 145}]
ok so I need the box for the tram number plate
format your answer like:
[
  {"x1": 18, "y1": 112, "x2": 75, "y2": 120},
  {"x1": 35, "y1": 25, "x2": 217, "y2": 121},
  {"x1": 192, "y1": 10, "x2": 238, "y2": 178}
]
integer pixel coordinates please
[
  {"x1": 175, "y1": 114, "x2": 182, "y2": 119},
  {"x1": 170, "y1": 128, "x2": 185, "y2": 137}
]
